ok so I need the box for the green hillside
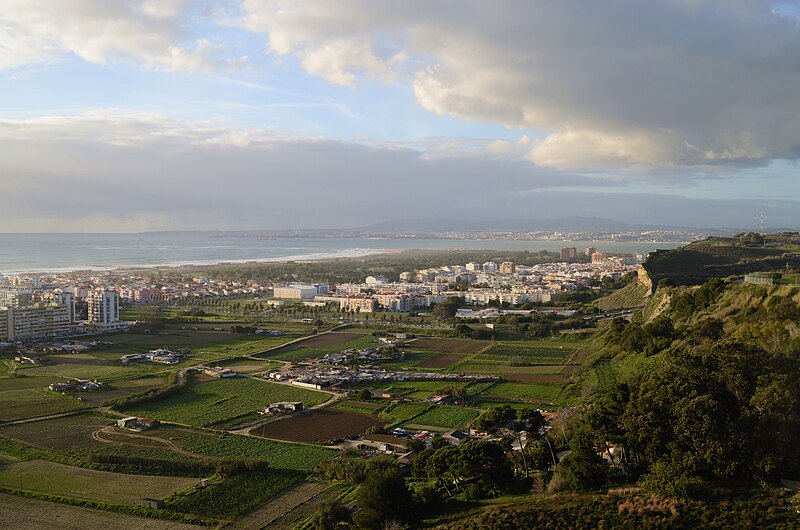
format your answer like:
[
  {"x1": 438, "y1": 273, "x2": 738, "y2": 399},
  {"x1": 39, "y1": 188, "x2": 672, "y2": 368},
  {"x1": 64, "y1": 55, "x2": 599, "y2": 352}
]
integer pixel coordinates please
[{"x1": 642, "y1": 233, "x2": 800, "y2": 287}]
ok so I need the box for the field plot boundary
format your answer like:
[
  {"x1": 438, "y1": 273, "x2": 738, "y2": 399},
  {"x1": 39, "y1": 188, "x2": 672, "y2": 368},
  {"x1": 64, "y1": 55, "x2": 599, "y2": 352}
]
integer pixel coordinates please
[
  {"x1": 0, "y1": 459, "x2": 198, "y2": 505},
  {"x1": 228, "y1": 481, "x2": 328, "y2": 529},
  {"x1": 406, "y1": 338, "x2": 491, "y2": 354},
  {"x1": 251, "y1": 409, "x2": 386, "y2": 443},
  {"x1": 0, "y1": 491, "x2": 208, "y2": 529}
]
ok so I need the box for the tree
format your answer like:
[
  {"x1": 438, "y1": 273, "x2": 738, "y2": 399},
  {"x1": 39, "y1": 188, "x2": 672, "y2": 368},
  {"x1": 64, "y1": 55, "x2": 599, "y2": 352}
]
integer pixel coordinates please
[
  {"x1": 312, "y1": 500, "x2": 351, "y2": 529},
  {"x1": 354, "y1": 468, "x2": 414, "y2": 529},
  {"x1": 556, "y1": 425, "x2": 609, "y2": 490}
]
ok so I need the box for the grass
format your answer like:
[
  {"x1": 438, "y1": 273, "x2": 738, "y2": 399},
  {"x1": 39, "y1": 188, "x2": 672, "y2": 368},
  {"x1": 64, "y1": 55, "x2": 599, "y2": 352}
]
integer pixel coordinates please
[
  {"x1": 120, "y1": 377, "x2": 329, "y2": 427},
  {"x1": 0, "y1": 413, "x2": 112, "y2": 451},
  {"x1": 0, "y1": 459, "x2": 197, "y2": 504},
  {"x1": 405, "y1": 405, "x2": 479, "y2": 429}
]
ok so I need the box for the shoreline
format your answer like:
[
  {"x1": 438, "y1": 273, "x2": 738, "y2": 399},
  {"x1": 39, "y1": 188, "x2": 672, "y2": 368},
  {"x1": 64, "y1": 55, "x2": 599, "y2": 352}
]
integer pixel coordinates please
[
  {"x1": 0, "y1": 248, "x2": 401, "y2": 276},
  {"x1": 0, "y1": 238, "x2": 683, "y2": 276}
]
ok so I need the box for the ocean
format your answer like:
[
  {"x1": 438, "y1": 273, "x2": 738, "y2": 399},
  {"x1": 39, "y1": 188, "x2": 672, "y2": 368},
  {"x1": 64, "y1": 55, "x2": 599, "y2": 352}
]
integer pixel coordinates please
[{"x1": 0, "y1": 233, "x2": 682, "y2": 274}]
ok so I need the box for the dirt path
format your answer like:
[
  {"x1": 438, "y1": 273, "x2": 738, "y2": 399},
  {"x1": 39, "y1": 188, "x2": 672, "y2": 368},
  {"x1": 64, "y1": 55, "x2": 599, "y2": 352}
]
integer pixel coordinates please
[
  {"x1": 90, "y1": 426, "x2": 204, "y2": 459},
  {"x1": 226, "y1": 482, "x2": 328, "y2": 530}
]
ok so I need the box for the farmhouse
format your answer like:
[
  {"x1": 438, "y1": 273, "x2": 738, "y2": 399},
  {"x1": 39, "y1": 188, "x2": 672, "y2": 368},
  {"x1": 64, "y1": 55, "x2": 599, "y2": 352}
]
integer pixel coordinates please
[
  {"x1": 203, "y1": 366, "x2": 238, "y2": 378},
  {"x1": 264, "y1": 402, "x2": 304, "y2": 414},
  {"x1": 48, "y1": 378, "x2": 103, "y2": 392},
  {"x1": 117, "y1": 416, "x2": 160, "y2": 430}
]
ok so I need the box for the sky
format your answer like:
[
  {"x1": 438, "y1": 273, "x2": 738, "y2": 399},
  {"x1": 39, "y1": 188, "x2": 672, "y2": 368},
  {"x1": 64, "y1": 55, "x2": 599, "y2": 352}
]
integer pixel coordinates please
[{"x1": 2, "y1": 0, "x2": 800, "y2": 232}]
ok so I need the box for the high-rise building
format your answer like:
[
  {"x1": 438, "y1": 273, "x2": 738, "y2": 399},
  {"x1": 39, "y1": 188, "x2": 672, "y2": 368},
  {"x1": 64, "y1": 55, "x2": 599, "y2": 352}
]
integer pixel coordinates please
[
  {"x1": 87, "y1": 289, "x2": 120, "y2": 328},
  {"x1": 482, "y1": 262, "x2": 498, "y2": 273},
  {"x1": 0, "y1": 289, "x2": 33, "y2": 308},
  {"x1": 465, "y1": 262, "x2": 482, "y2": 272},
  {"x1": 560, "y1": 247, "x2": 577, "y2": 260},
  {"x1": 591, "y1": 251, "x2": 606, "y2": 264},
  {"x1": 0, "y1": 302, "x2": 73, "y2": 341},
  {"x1": 585, "y1": 247, "x2": 596, "y2": 257},
  {"x1": 499, "y1": 261, "x2": 516, "y2": 274}
]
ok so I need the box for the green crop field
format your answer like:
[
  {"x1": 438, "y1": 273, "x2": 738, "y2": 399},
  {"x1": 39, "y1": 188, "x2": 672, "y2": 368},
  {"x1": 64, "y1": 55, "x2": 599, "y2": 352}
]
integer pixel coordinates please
[
  {"x1": 164, "y1": 469, "x2": 305, "y2": 519},
  {"x1": 480, "y1": 381, "x2": 562, "y2": 403},
  {"x1": 0, "y1": 385, "x2": 88, "y2": 422},
  {"x1": 405, "y1": 405, "x2": 479, "y2": 429},
  {"x1": 0, "y1": 413, "x2": 112, "y2": 451},
  {"x1": 455, "y1": 362, "x2": 566, "y2": 375},
  {"x1": 15, "y1": 353, "x2": 167, "y2": 381},
  {"x1": 0, "y1": 459, "x2": 197, "y2": 504},
  {"x1": 259, "y1": 334, "x2": 376, "y2": 362},
  {"x1": 147, "y1": 426, "x2": 335, "y2": 472},
  {"x1": 475, "y1": 343, "x2": 573, "y2": 365},
  {"x1": 332, "y1": 400, "x2": 385, "y2": 414},
  {"x1": 120, "y1": 377, "x2": 329, "y2": 427},
  {"x1": 380, "y1": 402, "x2": 432, "y2": 424}
]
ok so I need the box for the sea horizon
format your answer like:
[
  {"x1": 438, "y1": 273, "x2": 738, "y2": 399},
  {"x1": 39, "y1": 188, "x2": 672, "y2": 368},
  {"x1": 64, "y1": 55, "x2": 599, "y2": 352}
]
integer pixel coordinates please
[{"x1": 0, "y1": 233, "x2": 681, "y2": 275}]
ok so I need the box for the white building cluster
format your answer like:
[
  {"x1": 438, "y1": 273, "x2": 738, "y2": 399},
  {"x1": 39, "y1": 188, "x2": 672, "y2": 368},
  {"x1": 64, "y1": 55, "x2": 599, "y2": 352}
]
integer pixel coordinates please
[{"x1": 305, "y1": 253, "x2": 641, "y2": 313}]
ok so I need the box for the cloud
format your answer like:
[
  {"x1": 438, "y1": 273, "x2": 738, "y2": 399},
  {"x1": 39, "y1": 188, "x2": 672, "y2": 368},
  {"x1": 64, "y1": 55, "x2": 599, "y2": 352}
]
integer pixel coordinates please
[
  {"x1": 0, "y1": 0, "x2": 243, "y2": 72},
  {"x1": 240, "y1": 0, "x2": 800, "y2": 172},
  {"x1": 0, "y1": 112, "x2": 612, "y2": 231}
]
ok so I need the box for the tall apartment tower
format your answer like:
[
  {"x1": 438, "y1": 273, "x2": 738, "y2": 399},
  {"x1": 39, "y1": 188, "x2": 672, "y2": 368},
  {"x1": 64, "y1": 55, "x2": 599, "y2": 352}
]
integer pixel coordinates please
[
  {"x1": 87, "y1": 289, "x2": 120, "y2": 327},
  {"x1": 499, "y1": 261, "x2": 516, "y2": 274}
]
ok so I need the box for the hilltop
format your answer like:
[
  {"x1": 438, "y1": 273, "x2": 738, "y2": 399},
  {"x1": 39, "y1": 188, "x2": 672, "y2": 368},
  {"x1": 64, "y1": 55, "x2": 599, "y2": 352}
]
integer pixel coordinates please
[{"x1": 641, "y1": 232, "x2": 800, "y2": 288}]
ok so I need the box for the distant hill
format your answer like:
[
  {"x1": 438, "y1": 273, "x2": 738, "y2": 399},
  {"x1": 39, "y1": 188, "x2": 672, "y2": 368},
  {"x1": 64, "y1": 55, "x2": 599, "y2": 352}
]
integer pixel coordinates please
[
  {"x1": 360, "y1": 216, "x2": 694, "y2": 233},
  {"x1": 642, "y1": 232, "x2": 800, "y2": 288}
]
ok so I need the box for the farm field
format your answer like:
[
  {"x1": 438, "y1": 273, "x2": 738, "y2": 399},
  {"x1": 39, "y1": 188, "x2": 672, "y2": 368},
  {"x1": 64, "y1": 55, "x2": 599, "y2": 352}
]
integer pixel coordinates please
[
  {"x1": 0, "y1": 385, "x2": 88, "y2": 422},
  {"x1": 0, "y1": 459, "x2": 197, "y2": 504},
  {"x1": 362, "y1": 380, "x2": 473, "y2": 400},
  {"x1": 120, "y1": 377, "x2": 329, "y2": 427},
  {"x1": 139, "y1": 426, "x2": 335, "y2": 471},
  {"x1": 15, "y1": 354, "x2": 162, "y2": 381},
  {"x1": 257, "y1": 333, "x2": 373, "y2": 362},
  {"x1": 380, "y1": 402, "x2": 432, "y2": 424},
  {"x1": 0, "y1": 492, "x2": 204, "y2": 530},
  {"x1": 89, "y1": 329, "x2": 301, "y2": 361},
  {"x1": 228, "y1": 481, "x2": 329, "y2": 530},
  {"x1": 212, "y1": 358, "x2": 282, "y2": 373},
  {"x1": 477, "y1": 342, "x2": 574, "y2": 365},
  {"x1": 417, "y1": 353, "x2": 464, "y2": 369},
  {"x1": 481, "y1": 381, "x2": 562, "y2": 403},
  {"x1": 332, "y1": 400, "x2": 385, "y2": 414},
  {"x1": 403, "y1": 405, "x2": 479, "y2": 430},
  {"x1": 77, "y1": 376, "x2": 167, "y2": 405},
  {"x1": 407, "y1": 338, "x2": 490, "y2": 354},
  {"x1": 163, "y1": 470, "x2": 304, "y2": 520},
  {"x1": 251, "y1": 409, "x2": 386, "y2": 443},
  {"x1": 0, "y1": 413, "x2": 111, "y2": 451}
]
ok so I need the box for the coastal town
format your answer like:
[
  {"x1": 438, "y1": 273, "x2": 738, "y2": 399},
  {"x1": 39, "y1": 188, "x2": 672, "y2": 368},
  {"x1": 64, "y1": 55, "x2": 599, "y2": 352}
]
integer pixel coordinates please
[{"x1": 0, "y1": 246, "x2": 641, "y2": 344}]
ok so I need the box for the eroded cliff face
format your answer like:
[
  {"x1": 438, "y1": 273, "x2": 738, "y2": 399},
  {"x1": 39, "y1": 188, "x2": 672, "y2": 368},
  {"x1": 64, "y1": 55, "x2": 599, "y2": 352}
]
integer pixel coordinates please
[{"x1": 637, "y1": 266, "x2": 653, "y2": 294}]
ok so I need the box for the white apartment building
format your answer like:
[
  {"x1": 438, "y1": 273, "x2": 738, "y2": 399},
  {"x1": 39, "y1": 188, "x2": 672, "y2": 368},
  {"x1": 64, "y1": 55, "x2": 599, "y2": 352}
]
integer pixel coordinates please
[
  {"x1": 482, "y1": 262, "x2": 498, "y2": 273},
  {"x1": 0, "y1": 289, "x2": 33, "y2": 308},
  {"x1": 87, "y1": 289, "x2": 120, "y2": 328},
  {"x1": 0, "y1": 303, "x2": 74, "y2": 341},
  {"x1": 273, "y1": 283, "x2": 329, "y2": 300}
]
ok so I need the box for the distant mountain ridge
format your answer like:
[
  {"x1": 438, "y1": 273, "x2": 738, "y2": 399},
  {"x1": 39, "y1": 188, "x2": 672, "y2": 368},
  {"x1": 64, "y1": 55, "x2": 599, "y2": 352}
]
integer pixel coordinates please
[{"x1": 359, "y1": 217, "x2": 700, "y2": 232}]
